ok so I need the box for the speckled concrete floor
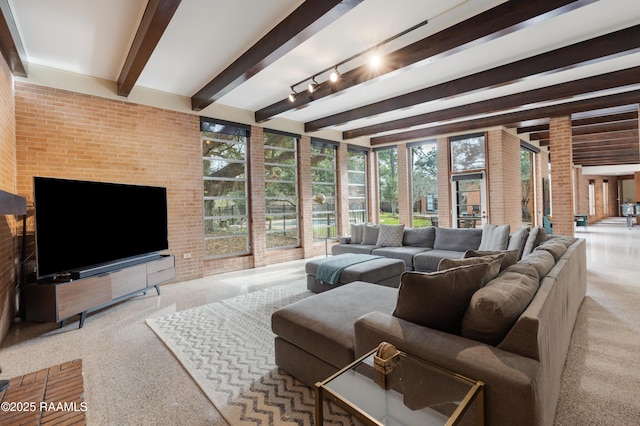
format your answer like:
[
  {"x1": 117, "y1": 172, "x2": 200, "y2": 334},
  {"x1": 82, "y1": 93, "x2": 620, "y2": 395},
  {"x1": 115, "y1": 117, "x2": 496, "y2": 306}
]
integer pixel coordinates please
[{"x1": 0, "y1": 257, "x2": 309, "y2": 425}]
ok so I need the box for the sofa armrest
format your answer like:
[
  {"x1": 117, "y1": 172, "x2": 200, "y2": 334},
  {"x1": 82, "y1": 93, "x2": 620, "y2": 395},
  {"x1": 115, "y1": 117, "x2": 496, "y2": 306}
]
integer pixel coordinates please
[
  {"x1": 339, "y1": 236, "x2": 352, "y2": 244},
  {"x1": 354, "y1": 311, "x2": 544, "y2": 426}
]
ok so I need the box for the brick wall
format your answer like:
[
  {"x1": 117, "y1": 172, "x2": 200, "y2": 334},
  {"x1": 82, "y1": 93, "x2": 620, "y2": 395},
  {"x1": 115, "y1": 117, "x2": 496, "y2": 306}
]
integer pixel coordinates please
[
  {"x1": 549, "y1": 116, "x2": 574, "y2": 236},
  {"x1": 14, "y1": 83, "x2": 203, "y2": 282},
  {"x1": 0, "y1": 56, "x2": 17, "y2": 342},
  {"x1": 487, "y1": 129, "x2": 523, "y2": 228}
]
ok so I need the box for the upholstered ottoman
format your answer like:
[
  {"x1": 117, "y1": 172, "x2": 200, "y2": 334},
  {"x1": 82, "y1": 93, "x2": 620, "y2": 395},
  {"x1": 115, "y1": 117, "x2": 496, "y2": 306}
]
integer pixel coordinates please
[{"x1": 305, "y1": 254, "x2": 405, "y2": 292}]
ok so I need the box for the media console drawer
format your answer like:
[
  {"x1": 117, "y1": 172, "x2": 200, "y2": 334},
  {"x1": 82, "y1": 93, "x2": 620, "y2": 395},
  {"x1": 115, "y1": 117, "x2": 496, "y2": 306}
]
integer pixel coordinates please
[{"x1": 57, "y1": 275, "x2": 111, "y2": 319}]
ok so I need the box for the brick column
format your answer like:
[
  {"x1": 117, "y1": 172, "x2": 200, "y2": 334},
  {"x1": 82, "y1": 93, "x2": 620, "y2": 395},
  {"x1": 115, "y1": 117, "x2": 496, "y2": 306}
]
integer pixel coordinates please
[
  {"x1": 336, "y1": 142, "x2": 350, "y2": 236},
  {"x1": 487, "y1": 129, "x2": 522, "y2": 228},
  {"x1": 249, "y1": 126, "x2": 267, "y2": 267},
  {"x1": 397, "y1": 143, "x2": 412, "y2": 226},
  {"x1": 436, "y1": 137, "x2": 451, "y2": 227},
  {"x1": 549, "y1": 116, "x2": 574, "y2": 236}
]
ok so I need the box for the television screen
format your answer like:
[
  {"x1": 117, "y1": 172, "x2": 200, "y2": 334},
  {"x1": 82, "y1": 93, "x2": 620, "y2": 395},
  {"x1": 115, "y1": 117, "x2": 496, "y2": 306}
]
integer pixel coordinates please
[{"x1": 34, "y1": 177, "x2": 169, "y2": 279}]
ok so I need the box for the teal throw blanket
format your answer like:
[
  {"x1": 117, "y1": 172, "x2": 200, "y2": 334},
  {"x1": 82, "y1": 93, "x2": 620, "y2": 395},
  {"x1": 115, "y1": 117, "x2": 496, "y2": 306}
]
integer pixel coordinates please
[{"x1": 315, "y1": 254, "x2": 382, "y2": 285}]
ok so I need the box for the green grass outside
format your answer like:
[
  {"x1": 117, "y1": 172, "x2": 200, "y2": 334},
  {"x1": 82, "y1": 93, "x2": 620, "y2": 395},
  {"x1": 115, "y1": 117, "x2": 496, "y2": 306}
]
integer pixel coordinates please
[{"x1": 379, "y1": 212, "x2": 434, "y2": 228}]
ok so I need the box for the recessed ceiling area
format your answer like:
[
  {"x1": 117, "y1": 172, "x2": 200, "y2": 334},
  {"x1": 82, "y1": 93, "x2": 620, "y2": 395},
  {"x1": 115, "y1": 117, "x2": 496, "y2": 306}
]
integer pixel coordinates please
[{"x1": 2, "y1": 0, "x2": 639, "y2": 175}]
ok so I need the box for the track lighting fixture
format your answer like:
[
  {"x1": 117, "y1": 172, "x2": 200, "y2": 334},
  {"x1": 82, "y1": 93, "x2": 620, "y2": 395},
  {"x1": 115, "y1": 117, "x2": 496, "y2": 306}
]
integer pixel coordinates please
[
  {"x1": 308, "y1": 78, "x2": 319, "y2": 93},
  {"x1": 286, "y1": 19, "x2": 428, "y2": 101}
]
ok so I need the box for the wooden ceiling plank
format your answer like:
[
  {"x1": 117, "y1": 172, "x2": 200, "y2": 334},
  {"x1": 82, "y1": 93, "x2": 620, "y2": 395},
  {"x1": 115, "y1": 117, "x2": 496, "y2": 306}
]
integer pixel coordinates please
[
  {"x1": 370, "y1": 88, "x2": 640, "y2": 145},
  {"x1": 255, "y1": 0, "x2": 595, "y2": 123},
  {"x1": 191, "y1": 0, "x2": 363, "y2": 111},
  {"x1": 311, "y1": 24, "x2": 640, "y2": 133},
  {"x1": 572, "y1": 120, "x2": 639, "y2": 135},
  {"x1": 117, "y1": 0, "x2": 182, "y2": 97},
  {"x1": 0, "y1": 0, "x2": 27, "y2": 76},
  {"x1": 517, "y1": 124, "x2": 550, "y2": 133},
  {"x1": 572, "y1": 111, "x2": 638, "y2": 127}
]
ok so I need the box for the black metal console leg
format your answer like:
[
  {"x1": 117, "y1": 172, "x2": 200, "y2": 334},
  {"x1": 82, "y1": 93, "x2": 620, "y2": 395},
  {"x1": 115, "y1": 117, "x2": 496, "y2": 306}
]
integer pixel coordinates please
[
  {"x1": 155, "y1": 285, "x2": 161, "y2": 296},
  {"x1": 59, "y1": 319, "x2": 67, "y2": 328},
  {"x1": 79, "y1": 312, "x2": 87, "y2": 329}
]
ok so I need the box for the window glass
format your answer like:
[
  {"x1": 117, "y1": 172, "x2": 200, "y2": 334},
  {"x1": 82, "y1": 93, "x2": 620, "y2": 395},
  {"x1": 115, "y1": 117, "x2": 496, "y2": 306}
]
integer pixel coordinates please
[
  {"x1": 202, "y1": 127, "x2": 249, "y2": 258},
  {"x1": 411, "y1": 141, "x2": 438, "y2": 227},
  {"x1": 451, "y1": 134, "x2": 485, "y2": 172},
  {"x1": 378, "y1": 148, "x2": 399, "y2": 224},
  {"x1": 265, "y1": 132, "x2": 299, "y2": 249},
  {"x1": 347, "y1": 150, "x2": 368, "y2": 224},
  {"x1": 311, "y1": 144, "x2": 337, "y2": 241}
]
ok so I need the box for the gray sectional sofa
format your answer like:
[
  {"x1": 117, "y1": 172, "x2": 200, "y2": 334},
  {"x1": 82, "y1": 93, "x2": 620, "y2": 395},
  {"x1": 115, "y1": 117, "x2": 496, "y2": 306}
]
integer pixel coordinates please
[
  {"x1": 333, "y1": 223, "x2": 532, "y2": 271},
  {"x1": 272, "y1": 228, "x2": 586, "y2": 425}
]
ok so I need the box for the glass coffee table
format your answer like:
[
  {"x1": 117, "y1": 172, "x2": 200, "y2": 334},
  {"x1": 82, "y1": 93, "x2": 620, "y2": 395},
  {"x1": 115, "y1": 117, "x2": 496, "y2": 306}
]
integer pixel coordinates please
[{"x1": 315, "y1": 346, "x2": 485, "y2": 425}]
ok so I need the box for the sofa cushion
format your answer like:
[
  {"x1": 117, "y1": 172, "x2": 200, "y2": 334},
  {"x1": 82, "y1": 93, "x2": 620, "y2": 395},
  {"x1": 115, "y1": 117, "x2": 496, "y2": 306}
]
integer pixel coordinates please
[
  {"x1": 412, "y1": 249, "x2": 465, "y2": 273},
  {"x1": 362, "y1": 224, "x2": 380, "y2": 245},
  {"x1": 392, "y1": 263, "x2": 490, "y2": 335},
  {"x1": 437, "y1": 253, "x2": 504, "y2": 285},
  {"x1": 433, "y1": 227, "x2": 483, "y2": 251},
  {"x1": 376, "y1": 224, "x2": 405, "y2": 247},
  {"x1": 402, "y1": 227, "x2": 436, "y2": 248},
  {"x1": 371, "y1": 246, "x2": 431, "y2": 269},
  {"x1": 478, "y1": 224, "x2": 510, "y2": 251},
  {"x1": 521, "y1": 226, "x2": 547, "y2": 257},
  {"x1": 350, "y1": 223, "x2": 365, "y2": 244},
  {"x1": 461, "y1": 263, "x2": 539, "y2": 345},
  {"x1": 534, "y1": 238, "x2": 568, "y2": 260},
  {"x1": 464, "y1": 249, "x2": 519, "y2": 271},
  {"x1": 518, "y1": 249, "x2": 555, "y2": 279},
  {"x1": 507, "y1": 226, "x2": 530, "y2": 259}
]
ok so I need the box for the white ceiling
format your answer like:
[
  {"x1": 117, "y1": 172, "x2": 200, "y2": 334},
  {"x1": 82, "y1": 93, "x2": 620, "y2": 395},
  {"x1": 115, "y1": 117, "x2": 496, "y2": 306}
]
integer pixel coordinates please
[{"x1": 6, "y1": 0, "x2": 640, "y2": 174}]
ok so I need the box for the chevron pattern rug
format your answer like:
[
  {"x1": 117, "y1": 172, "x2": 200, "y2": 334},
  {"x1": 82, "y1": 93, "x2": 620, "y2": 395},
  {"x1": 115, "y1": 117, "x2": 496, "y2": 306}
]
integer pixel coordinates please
[{"x1": 146, "y1": 281, "x2": 361, "y2": 425}]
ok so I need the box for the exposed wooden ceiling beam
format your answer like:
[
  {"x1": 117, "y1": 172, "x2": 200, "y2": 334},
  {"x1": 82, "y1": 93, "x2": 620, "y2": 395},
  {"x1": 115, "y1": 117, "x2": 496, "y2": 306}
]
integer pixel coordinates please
[
  {"x1": 191, "y1": 0, "x2": 363, "y2": 111},
  {"x1": 572, "y1": 111, "x2": 638, "y2": 127},
  {"x1": 117, "y1": 0, "x2": 181, "y2": 97},
  {"x1": 573, "y1": 132, "x2": 638, "y2": 144},
  {"x1": 255, "y1": 0, "x2": 595, "y2": 123},
  {"x1": 573, "y1": 120, "x2": 639, "y2": 136},
  {"x1": 343, "y1": 66, "x2": 640, "y2": 139},
  {"x1": 0, "y1": 0, "x2": 27, "y2": 76},
  {"x1": 309, "y1": 24, "x2": 640, "y2": 133},
  {"x1": 370, "y1": 88, "x2": 640, "y2": 145}
]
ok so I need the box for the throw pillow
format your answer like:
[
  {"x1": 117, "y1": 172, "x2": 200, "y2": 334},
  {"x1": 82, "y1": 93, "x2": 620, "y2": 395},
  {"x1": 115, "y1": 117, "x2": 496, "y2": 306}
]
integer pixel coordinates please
[
  {"x1": 461, "y1": 263, "x2": 540, "y2": 345},
  {"x1": 478, "y1": 224, "x2": 510, "y2": 251},
  {"x1": 350, "y1": 223, "x2": 365, "y2": 244},
  {"x1": 464, "y1": 249, "x2": 518, "y2": 271},
  {"x1": 376, "y1": 224, "x2": 405, "y2": 247},
  {"x1": 534, "y1": 239, "x2": 568, "y2": 260},
  {"x1": 438, "y1": 253, "x2": 504, "y2": 285},
  {"x1": 522, "y1": 226, "x2": 547, "y2": 257},
  {"x1": 362, "y1": 224, "x2": 380, "y2": 245},
  {"x1": 392, "y1": 263, "x2": 490, "y2": 335}
]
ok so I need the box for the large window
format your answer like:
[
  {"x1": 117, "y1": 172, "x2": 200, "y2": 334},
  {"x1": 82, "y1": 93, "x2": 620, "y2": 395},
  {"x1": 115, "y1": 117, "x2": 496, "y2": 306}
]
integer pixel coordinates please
[
  {"x1": 410, "y1": 141, "x2": 438, "y2": 227},
  {"x1": 347, "y1": 149, "x2": 368, "y2": 224},
  {"x1": 311, "y1": 141, "x2": 337, "y2": 241},
  {"x1": 201, "y1": 120, "x2": 249, "y2": 258},
  {"x1": 377, "y1": 147, "x2": 399, "y2": 224},
  {"x1": 264, "y1": 131, "x2": 299, "y2": 249},
  {"x1": 520, "y1": 142, "x2": 539, "y2": 227}
]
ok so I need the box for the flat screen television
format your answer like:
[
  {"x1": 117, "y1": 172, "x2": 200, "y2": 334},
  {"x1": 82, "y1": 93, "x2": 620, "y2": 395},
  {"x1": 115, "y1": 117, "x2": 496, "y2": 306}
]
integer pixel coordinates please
[{"x1": 34, "y1": 177, "x2": 169, "y2": 280}]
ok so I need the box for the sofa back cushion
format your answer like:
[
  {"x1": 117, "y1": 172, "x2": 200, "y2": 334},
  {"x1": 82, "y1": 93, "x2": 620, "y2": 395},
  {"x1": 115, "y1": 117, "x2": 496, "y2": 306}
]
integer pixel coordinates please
[
  {"x1": 392, "y1": 263, "x2": 489, "y2": 335},
  {"x1": 350, "y1": 223, "x2": 365, "y2": 244},
  {"x1": 362, "y1": 224, "x2": 380, "y2": 245},
  {"x1": 521, "y1": 226, "x2": 547, "y2": 257},
  {"x1": 376, "y1": 224, "x2": 405, "y2": 247},
  {"x1": 478, "y1": 224, "x2": 510, "y2": 251},
  {"x1": 402, "y1": 227, "x2": 436, "y2": 248},
  {"x1": 533, "y1": 237, "x2": 572, "y2": 260},
  {"x1": 461, "y1": 263, "x2": 540, "y2": 345},
  {"x1": 507, "y1": 226, "x2": 530, "y2": 259},
  {"x1": 518, "y1": 249, "x2": 556, "y2": 279},
  {"x1": 433, "y1": 227, "x2": 483, "y2": 251}
]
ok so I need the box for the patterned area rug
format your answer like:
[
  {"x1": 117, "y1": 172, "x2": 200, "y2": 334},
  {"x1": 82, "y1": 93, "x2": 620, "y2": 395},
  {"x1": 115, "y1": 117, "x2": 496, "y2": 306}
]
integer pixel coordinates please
[{"x1": 146, "y1": 281, "x2": 360, "y2": 425}]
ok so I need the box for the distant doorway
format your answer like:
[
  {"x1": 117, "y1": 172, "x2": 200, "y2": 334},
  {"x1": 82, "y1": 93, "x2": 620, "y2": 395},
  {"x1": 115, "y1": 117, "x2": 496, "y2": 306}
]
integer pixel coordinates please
[{"x1": 451, "y1": 173, "x2": 486, "y2": 228}]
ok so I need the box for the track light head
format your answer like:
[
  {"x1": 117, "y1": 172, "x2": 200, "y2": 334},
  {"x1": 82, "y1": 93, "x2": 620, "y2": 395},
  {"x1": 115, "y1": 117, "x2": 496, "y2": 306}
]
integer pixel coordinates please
[
  {"x1": 329, "y1": 67, "x2": 340, "y2": 83},
  {"x1": 288, "y1": 88, "x2": 298, "y2": 102},
  {"x1": 308, "y1": 78, "x2": 319, "y2": 93}
]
